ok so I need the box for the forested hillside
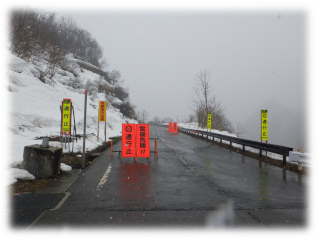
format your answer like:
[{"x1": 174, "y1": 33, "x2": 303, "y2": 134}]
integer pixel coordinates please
[{"x1": 9, "y1": 9, "x2": 136, "y2": 118}]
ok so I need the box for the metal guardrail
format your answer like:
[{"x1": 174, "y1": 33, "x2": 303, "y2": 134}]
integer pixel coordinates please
[{"x1": 177, "y1": 126, "x2": 293, "y2": 165}]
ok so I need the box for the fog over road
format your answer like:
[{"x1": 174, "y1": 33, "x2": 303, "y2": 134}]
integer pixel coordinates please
[{"x1": 34, "y1": 125, "x2": 307, "y2": 228}]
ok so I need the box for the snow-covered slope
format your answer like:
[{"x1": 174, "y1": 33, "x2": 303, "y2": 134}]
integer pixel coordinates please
[{"x1": 6, "y1": 50, "x2": 134, "y2": 184}]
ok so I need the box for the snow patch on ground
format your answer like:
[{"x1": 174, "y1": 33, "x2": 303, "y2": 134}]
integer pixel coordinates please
[
  {"x1": 60, "y1": 163, "x2": 72, "y2": 172},
  {"x1": 7, "y1": 50, "x2": 134, "y2": 184},
  {"x1": 6, "y1": 168, "x2": 35, "y2": 186}
]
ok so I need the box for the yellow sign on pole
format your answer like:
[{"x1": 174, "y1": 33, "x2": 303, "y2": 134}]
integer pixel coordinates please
[
  {"x1": 98, "y1": 101, "x2": 106, "y2": 121},
  {"x1": 62, "y1": 99, "x2": 71, "y2": 135},
  {"x1": 261, "y1": 110, "x2": 268, "y2": 141},
  {"x1": 207, "y1": 112, "x2": 212, "y2": 129}
]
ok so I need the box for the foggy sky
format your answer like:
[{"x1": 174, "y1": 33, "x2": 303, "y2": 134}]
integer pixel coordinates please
[{"x1": 54, "y1": 10, "x2": 306, "y2": 125}]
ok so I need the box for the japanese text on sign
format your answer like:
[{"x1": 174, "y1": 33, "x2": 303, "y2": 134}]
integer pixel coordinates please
[
  {"x1": 99, "y1": 101, "x2": 106, "y2": 121},
  {"x1": 62, "y1": 99, "x2": 71, "y2": 135},
  {"x1": 136, "y1": 124, "x2": 150, "y2": 157},
  {"x1": 122, "y1": 124, "x2": 136, "y2": 157},
  {"x1": 261, "y1": 110, "x2": 268, "y2": 141},
  {"x1": 169, "y1": 122, "x2": 178, "y2": 133}
]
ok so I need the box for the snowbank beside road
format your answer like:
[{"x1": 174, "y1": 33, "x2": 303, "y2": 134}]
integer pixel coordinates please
[
  {"x1": 6, "y1": 168, "x2": 35, "y2": 186},
  {"x1": 7, "y1": 51, "x2": 134, "y2": 184}
]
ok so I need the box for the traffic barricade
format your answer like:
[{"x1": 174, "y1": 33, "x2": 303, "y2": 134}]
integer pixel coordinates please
[{"x1": 110, "y1": 125, "x2": 159, "y2": 162}]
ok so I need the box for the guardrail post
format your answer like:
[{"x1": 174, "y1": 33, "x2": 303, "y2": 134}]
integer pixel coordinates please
[
  {"x1": 230, "y1": 142, "x2": 232, "y2": 148},
  {"x1": 259, "y1": 149, "x2": 262, "y2": 157},
  {"x1": 243, "y1": 145, "x2": 245, "y2": 153},
  {"x1": 283, "y1": 155, "x2": 286, "y2": 165}
]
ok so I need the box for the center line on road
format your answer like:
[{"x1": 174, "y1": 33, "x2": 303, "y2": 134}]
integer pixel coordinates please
[
  {"x1": 97, "y1": 163, "x2": 112, "y2": 190},
  {"x1": 176, "y1": 154, "x2": 200, "y2": 176}
]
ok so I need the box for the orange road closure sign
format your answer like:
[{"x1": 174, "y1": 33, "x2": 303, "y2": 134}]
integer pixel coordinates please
[
  {"x1": 99, "y1": 101, "x2": 106, "y2": 121},
  {"x1": 169, "y1": 123, "x2": 173, "y2": 132},
  {"x1": 173, "y1": 122, "x2": 177, "y2": 132},
  {"x1": 136, "y1": 124, "x2": 150, "y2": 158},
  {"x1": 62, "y1": 99, "x2": 71, "y2": 135},
  {"x1": 122, "y1": 124, "x2": 136, "y2": 158},
  {"x1": 169, "y1": 122, "x2": 178, "y2": 133}
]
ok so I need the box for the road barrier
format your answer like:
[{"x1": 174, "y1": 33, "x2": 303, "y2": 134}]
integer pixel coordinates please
[
  {"x1": 150, "y1": 138, "x2": 159, "y2": 159},
  {"x1": 177, "y1": 127, "x2": 293, "y2": 165},
  {"x1": 110, "y1": 137, "x2": 158, "y2": 160}
]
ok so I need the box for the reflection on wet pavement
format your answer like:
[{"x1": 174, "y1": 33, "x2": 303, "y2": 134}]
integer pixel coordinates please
[{"x1": 119, "y1": 162, "x2": 151, "y2": 206}]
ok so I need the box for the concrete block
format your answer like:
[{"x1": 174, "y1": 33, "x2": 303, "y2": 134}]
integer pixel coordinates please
[{"x1": 22, "y1": 144, "x2": 63, "y2": 178}]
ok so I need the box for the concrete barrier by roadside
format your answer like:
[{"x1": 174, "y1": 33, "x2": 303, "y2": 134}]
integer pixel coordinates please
[{"x1": 22, "y1": 144, "x2": 63, "y2": 179}]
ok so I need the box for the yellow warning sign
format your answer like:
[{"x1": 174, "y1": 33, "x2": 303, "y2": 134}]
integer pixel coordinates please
[
  {"x1": 99, "y1": 101, "x2": 106, "y2": 121},
  {"x1": 261, "y1": 110, "x2": 268, "y2": 141},
  {"x1": 207, "y1": 112, "x2": 212, "y2": 129},
  {"x1": 62, "y1": 99, "x2": 71, "y2": 135}
]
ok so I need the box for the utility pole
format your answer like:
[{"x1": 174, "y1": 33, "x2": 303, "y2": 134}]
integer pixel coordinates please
[{"x1": 82, "y1": 90, "x2": 88, "y2": 169}]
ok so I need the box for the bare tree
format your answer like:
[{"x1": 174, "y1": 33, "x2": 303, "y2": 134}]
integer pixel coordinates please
[
  {"x1": 40, "y1": 45, "x2": 65, "y2": 80},
  {"x1": 152, "y1": 116, "x2": 160, "y2": 125},
  {"x1": 137, "y1": 110, "x2": 149, "y2": 124},
  {"x1": 114, "y1": 86, "x2": 129, "y2": 102},
  {"x1": 108, "y1": 70, "x2": 123, "y2": 85},
  {"x1": 99, "y1": 57, "x2": 109, "y2": 70},
  {"x1": 163, "y1": 117, "x2": 173, "y2": 123},
  {"x1": 187, "y1": 113, "x2": 196, "y2": 123},
  {"x1": 190, "y1": 69, "x2": 213, "y2": 120},
  {"x1": 116, "y1": 101, "x2": 136, "y2": 119},
  {"x1": 234, "y1": 121, "x2": 247, "y2": 137},
  {"x1": 189, "y1": 69, "x2": 232, "y2": 132}
]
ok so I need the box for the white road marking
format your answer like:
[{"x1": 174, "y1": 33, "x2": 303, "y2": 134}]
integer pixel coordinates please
[
  {"x1": 176, "y1": 154, "x2": 200, "y2": 176},
  {"x1": 50, "y1": 192, "x2": 71, "y2": 211},
  {"x1": 97, "y1": 163, "x2": 112, "y2": 190},
  {"x1": 160, "y1": 137, "x2": 165, "y2": 142}
]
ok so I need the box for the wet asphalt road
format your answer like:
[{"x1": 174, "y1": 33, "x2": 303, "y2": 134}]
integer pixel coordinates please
[{"x1": 34, "y1": 125, "x2": 307, "y2": 228}]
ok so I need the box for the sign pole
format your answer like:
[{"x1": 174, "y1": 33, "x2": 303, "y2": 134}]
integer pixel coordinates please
[
  {"x1": 97, "y1": 108, "x2": 99, "y2": 142},
  {"x1": 60, "y1": 104, "x2": 62, "y2": 147},
  {"x1": 105, "y1": 101, "x2": 106, "y2": 142},
  {"x1": 82, "y1": 91, "x2": 88, "y2": 169}
]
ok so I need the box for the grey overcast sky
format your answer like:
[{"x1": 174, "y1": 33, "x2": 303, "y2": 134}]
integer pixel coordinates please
[{"x1": 3, "y1": 1, "x2": 316, "y2": 128}]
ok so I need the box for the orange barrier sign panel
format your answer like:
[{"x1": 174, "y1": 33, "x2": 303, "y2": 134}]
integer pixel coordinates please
[
  {"x1": 62, "y1": 99, "x2": 71, "y2": 135},
  {"x1": 169, "y1": 122, "x2": 178, "y2": 133},
  {"x1": 122, "y1": 124, "x2": 136, "y2": 158},
  {"x1": 136, "y1": 124, "x2": 150, "y2": 158},
  {"x1": 168, "y1": 123, "x2": 173, "y2": 132},
  {"x1": 99, "y1": 101, "x2": 106, "y2": 121}
]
